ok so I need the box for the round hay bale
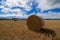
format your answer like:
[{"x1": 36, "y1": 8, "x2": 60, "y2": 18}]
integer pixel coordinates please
[{"x1": 27, "y1": 15, "x2": 44, "y2": 32}]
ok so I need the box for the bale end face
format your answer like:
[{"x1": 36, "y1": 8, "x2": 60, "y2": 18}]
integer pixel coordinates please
[{"x1": 27, "y1": 15, "x2": 44, "y2": 32}]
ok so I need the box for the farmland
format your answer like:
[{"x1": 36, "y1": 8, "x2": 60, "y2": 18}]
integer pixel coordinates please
[{"x1": 0, "y1": 20, "x2": 60, "y2": 40}]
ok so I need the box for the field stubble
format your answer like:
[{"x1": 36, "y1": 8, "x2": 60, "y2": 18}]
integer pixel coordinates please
[{"x1": 0, "y1": 20, "x2": 60, "y2": 40}]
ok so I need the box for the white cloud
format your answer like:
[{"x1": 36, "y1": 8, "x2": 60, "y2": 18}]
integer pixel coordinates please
[
  {"x1": 1, "y1": 7, "x2": 11, "y2": 13},
  {"x1": 37, "y1": 0, "x2": 60, "y2": 11},
  {"x1": 36, "y1": 12, "x2": 60, "y2": 19},
  {"x1": 37, "y1": 0, "x2": 50, "y2": 10}
]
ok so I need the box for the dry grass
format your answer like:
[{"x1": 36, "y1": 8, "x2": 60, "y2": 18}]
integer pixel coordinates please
[{"x1": 0, "y1": 20, "x2": 60, "y2": 40}]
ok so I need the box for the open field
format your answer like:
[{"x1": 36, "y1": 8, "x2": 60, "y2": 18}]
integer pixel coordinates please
[{"x1": 0, "y1": 20, "x2": 60, "y2": 40}]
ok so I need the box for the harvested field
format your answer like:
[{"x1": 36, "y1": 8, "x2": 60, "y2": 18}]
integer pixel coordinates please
[{"x1": 0, "y1": 20, "x2": 60, "y2": 40}]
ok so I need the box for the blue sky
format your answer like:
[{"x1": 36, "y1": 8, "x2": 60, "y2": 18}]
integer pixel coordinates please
[{"x1": 0, "y1": 0, "x2": 60, "y2": 19}]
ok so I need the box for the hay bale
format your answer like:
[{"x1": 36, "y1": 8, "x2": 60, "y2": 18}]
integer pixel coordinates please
[{"x1": 27, "y1": 15, "x2": 44, "y2": 32}]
